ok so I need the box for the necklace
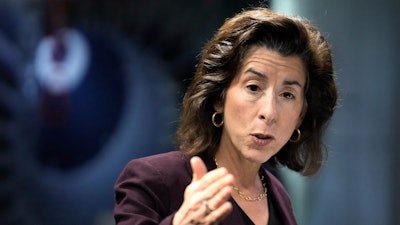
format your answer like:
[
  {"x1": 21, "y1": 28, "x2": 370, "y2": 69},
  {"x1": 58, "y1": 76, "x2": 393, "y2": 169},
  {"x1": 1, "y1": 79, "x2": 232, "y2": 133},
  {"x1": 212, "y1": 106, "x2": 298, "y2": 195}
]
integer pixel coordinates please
[{"x1": 214, "y1": 158, "x2": 267, "y2": 201}]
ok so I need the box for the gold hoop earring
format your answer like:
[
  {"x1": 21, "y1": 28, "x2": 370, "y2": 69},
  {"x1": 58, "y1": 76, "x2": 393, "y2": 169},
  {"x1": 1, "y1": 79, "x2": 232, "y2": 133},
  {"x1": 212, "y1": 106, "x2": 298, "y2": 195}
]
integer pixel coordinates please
[
  {"x1": 212, "y1": 112, "x2": 223, "y2": 127},
  {"x1": 290, "y1": 129, "x2": 301, "y2": 143}
]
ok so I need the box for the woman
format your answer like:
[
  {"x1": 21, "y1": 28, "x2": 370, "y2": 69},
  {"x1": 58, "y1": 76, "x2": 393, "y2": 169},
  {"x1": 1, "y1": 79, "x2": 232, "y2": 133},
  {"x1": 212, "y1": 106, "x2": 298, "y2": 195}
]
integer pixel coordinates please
[{"x1": 114, "y1": 7, "x2": 338, "y2": 225}]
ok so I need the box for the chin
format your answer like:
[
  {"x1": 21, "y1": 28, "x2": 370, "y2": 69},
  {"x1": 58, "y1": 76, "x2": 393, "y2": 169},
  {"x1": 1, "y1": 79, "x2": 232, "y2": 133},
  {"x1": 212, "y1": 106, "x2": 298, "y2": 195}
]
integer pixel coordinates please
[{"x1": 245, "y1": 150, "x2": 274, "y2": 164}]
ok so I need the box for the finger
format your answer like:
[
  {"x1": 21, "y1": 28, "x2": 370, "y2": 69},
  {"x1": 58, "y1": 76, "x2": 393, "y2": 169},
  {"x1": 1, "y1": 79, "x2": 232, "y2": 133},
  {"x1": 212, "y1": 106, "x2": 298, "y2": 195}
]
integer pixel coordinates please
[
  {"x1": 185, "y1": 162, "x2": 231, "y2": 210},
  {"x1": 191, "y1": 156, "x2": 208, "y2": 181},
  {"x1": 192, "y1": 167, "x2": 232, "y2": 195},
  {"x1": 201, "y1": 172, "x2": 233, "y2": 200},
  {"x1": 205, "y1": 201, "x2": 233, "y2": 224},
  {"x1": 206, "y1": 185, "x2": 233, "y2": 211}
]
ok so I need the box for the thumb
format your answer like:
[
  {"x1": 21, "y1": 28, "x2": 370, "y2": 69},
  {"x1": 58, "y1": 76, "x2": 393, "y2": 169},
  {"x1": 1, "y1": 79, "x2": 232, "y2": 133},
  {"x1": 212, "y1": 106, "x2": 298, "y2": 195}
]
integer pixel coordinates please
[{"x1": 190, "y1": 156, "x2": 208, "y2": 181}]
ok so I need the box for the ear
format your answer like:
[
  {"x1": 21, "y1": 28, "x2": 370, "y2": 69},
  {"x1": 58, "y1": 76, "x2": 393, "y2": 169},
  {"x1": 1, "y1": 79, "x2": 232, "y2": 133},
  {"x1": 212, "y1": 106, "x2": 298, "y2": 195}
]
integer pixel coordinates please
[{"x1": 213, "y1": 101, "x2": 224, "y2": 113}]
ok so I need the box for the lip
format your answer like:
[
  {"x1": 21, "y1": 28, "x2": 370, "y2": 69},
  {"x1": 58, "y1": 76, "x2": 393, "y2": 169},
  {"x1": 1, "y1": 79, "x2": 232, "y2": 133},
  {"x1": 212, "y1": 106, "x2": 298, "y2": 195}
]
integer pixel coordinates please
[{"x1": 251, "y1": 133, "x2": 274, "y2": 146}]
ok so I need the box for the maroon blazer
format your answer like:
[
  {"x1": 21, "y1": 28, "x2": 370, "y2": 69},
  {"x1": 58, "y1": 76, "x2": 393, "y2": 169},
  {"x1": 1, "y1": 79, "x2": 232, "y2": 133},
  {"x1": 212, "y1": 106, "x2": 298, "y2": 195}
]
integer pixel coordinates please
[{"x1": 114, "y1": 151, "x2": 297, "y2": 225}]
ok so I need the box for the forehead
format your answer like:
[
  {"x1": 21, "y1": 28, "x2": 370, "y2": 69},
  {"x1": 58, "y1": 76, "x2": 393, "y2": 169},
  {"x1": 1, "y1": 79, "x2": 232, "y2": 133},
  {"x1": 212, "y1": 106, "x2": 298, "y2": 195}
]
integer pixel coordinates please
[
  {"x1": 243, "y1": 46, "x2": 305, "y2": 72},
  {"x1": 233, "y1": 46, "x2": 306, "y2": 82}
]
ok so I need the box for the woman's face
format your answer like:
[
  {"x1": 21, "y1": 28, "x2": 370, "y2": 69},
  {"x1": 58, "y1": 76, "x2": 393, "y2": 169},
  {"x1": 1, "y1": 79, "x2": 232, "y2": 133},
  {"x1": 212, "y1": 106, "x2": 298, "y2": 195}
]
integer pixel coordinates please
[{"x1": 216, "y1": 46, "x2": 306, "y2": 163}]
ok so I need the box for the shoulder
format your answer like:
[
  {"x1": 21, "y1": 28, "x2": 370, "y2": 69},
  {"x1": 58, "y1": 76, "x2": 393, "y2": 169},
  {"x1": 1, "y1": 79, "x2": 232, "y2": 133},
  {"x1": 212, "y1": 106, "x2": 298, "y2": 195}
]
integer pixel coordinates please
[
  {"x1": 262, "y1": 168, "x2": 293, "y2": 208},
  {"x1": 114, "y1": 151, "x2": 193, "y2": 222},
  {"x1": 114, "y1": 151, "x2": 192, "y2": 213},
  {"x1": 262, "y1": 167, "x2": 298, "y2": 224},
  {"x1": 122, "y1": 151, "x2": 191, "y2": 177},
  {"x1": 263, "y1": 169, "x2": 287, "y2": 195},
  {"x1": 126, "y1": 150, "x2": 189, "y2": 165},
  {"x1": 118, "y1": 151, "x2": 192, "y2": 188}
]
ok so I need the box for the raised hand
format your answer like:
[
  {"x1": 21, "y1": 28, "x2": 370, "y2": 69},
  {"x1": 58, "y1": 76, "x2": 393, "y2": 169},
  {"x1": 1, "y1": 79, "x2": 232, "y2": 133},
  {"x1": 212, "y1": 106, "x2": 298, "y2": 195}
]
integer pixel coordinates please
[{"x1": 173, "y1": 156, "x2": 234, "y2": 225}]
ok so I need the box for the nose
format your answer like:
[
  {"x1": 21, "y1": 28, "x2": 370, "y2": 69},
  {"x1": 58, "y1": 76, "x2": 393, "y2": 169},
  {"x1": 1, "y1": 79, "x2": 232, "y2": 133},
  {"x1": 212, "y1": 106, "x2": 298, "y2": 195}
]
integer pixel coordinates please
[{"x1": 259, "y1": 93, "x2": 277, "y2": 125}]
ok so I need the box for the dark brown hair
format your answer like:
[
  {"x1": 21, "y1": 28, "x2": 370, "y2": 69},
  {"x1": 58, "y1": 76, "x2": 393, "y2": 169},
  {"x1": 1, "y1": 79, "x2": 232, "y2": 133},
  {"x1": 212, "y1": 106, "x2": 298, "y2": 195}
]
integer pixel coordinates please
[{"x1": 176, "y1": 8, "x2": 338, "y2": 176}]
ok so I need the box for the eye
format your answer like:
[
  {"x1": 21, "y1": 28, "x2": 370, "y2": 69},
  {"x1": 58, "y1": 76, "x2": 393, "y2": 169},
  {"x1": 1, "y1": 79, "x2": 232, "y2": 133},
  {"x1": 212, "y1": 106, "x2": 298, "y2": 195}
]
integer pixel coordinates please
[
  {"x1": 246, "y1": 84, "x2": 260, "y2": 92},
  {"x1": 282, "y1": 92, "x2": 295, "y2": 100}
]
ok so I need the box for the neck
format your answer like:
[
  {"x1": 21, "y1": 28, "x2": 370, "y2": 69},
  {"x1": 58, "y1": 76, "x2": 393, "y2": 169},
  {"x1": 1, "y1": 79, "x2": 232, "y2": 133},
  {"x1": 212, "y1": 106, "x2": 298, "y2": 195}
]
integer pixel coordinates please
[
  {"x1": 214, "y1": 154, "x2": 267, "y2": 202},
  {"x1": 214, "y1": 151, "x2": 261, "y2": 188}
]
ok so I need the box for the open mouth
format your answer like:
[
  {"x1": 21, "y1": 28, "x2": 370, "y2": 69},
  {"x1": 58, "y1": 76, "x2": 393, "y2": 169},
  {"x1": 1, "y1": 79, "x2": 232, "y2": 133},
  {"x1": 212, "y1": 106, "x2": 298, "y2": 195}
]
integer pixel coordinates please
[
  {"x1": 252, "y1": 134, "x2": 274, "y2": 146},
  {"x1": 254, "y1": 134, "x2": 272, "y2": 139}
]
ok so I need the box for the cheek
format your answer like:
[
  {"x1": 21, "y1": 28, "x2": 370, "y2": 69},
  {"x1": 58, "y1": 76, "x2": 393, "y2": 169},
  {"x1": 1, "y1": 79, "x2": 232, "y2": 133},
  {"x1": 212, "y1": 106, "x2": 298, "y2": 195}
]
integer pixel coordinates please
[
  {"x1": 225, "y1": 101, "x2": 245, "y2": 124},
  {"x1": 223, "y1": 93, "x2": 251, "y2": 125},
  {"x1": 280, "y1": 103, "x2": 303, "y2": 127}
]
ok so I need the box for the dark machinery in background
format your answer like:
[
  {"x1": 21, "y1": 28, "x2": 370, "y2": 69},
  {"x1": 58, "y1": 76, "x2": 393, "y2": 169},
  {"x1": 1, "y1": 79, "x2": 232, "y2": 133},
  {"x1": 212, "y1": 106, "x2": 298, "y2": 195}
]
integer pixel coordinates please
[{"x1": 0, "y1": 1, "x2": 263, "y2": 224}]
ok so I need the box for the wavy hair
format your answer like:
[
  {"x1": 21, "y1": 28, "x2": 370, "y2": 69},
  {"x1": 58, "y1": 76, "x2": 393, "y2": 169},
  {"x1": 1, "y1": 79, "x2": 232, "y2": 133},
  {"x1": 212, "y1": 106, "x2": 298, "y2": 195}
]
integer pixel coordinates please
[{"x1": 176, "y1": 8, "x2": 338, "y2": 176}]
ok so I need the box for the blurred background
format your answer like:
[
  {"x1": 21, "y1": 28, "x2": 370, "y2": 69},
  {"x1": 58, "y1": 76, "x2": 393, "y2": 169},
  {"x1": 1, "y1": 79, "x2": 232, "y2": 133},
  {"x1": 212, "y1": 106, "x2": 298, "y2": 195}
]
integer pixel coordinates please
[{"x1": 0, "y1": 0, "x2": 399, "y2": 225}]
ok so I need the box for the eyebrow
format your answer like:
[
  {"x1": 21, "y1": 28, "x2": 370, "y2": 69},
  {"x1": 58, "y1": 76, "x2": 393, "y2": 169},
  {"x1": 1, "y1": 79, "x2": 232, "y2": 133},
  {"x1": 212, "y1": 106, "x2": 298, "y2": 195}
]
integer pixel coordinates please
[
  {"x1": 245, "y1": 68, "x2": 267, "y2": 80},
  {"x1": 283, "y1": 80, "x2": 303, "y2": 88},
  {"x1": 245, "y1": 68, "x2": 303, "y2": 88}
]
